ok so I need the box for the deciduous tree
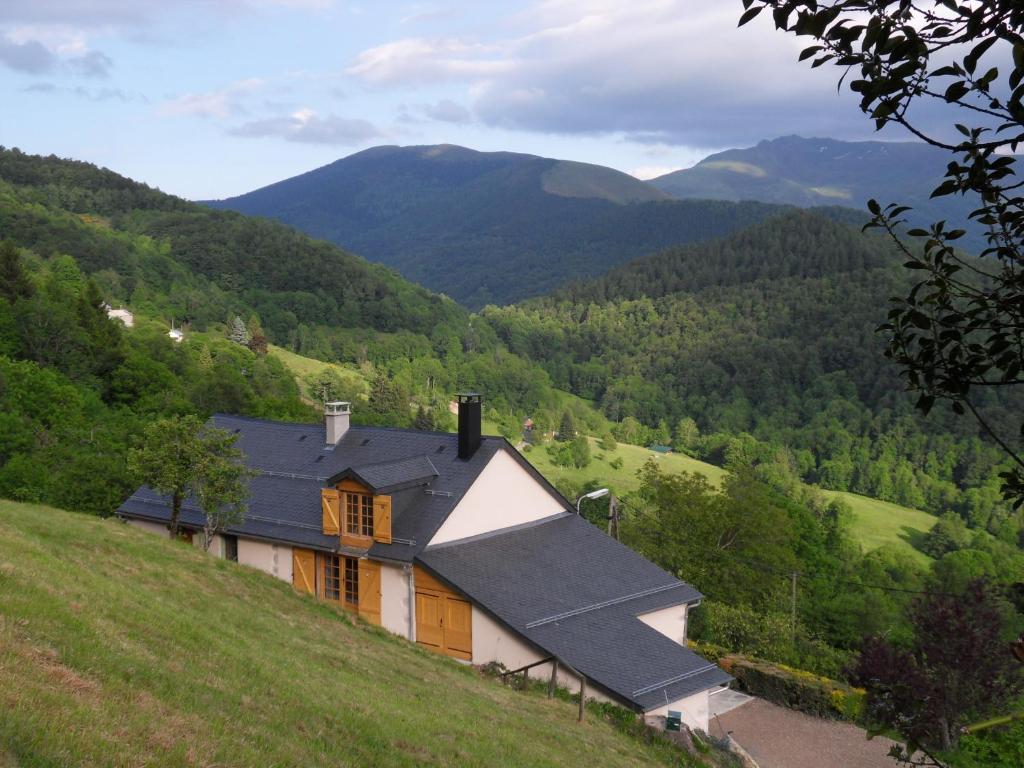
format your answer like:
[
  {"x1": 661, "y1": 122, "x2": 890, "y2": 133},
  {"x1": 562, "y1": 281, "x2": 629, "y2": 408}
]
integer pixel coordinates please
[{"x1": 741, "y1": 0, "x2": 1024, "y2": 507}]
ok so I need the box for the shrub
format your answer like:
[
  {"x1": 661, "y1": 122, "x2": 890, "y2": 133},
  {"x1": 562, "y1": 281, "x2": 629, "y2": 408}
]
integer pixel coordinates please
[{"x1": 723, "y1": 656, "x2": 865, "y2": 722}]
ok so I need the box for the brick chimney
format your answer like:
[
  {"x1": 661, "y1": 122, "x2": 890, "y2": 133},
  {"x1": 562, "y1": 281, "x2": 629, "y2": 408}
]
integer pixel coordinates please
[
  {"x1": 325, "y1": 401, "x2": 351, "y2": 446},
  {"x1": 457, "y1": 393, "x2": 482, "y2": 459}
]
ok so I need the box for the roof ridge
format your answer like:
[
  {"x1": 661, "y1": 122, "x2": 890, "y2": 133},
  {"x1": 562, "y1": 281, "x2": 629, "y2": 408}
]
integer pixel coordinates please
[{"x1": 524, "y1": 581, "x2": 687, "y2": 629}]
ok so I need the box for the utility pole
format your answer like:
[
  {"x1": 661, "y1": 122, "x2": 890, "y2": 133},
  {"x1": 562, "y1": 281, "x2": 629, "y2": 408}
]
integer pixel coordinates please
[
  {"x1": 607, "y1": 494, "x2": 619, "y2": 541},
  {"x1": 790, "y1": 571, "x2": 797, "y2": 644}
]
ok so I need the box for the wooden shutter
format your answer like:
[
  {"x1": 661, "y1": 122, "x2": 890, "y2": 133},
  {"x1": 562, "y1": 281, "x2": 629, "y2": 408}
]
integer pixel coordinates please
[
  {"x1": 373, "y1": 495, "x2": 392, "y2": 544},
  {"x1": 292, "y1": 548, "x2": 316, "y2": 594},
  {"x1": 357, "y1": 559, "x2": 382, "y2": 626},
  {"x1": 321, "y1": 488, "x2": 341, "y2": 536},
  {"x1": 444, "y1": 597, "x2": 472, "y2": 660}
]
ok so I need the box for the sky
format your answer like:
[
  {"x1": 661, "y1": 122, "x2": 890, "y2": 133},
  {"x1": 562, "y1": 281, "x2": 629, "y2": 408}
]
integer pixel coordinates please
[{"x1": 0, "y1": 0, "x2": 909, "y2": 200}]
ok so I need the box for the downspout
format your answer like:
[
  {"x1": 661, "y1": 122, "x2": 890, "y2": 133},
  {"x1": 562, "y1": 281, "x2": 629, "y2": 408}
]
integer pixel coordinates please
[{"x1": 405, "y1": 564, "x2": 416, "y2": 642}]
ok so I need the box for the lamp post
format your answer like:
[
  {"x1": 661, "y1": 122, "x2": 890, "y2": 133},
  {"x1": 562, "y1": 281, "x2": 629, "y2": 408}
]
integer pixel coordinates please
[{"x1": 576, "y1": 488, "x2": 609, "y2": 515}]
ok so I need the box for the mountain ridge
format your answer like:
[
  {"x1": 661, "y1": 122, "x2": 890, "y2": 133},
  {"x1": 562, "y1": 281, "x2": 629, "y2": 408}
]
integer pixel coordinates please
[
  {"x1": 650, "y1": 135, "x2": 993, "y2": 249},
  {"x1": 204, "y1": 143, "x2": 788, "y2": 308}
]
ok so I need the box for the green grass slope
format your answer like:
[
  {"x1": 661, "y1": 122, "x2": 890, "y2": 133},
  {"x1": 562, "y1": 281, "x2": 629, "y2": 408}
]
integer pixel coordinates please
[{"x1": 0, "y1": 500, "x2": 704, "y2": 768}]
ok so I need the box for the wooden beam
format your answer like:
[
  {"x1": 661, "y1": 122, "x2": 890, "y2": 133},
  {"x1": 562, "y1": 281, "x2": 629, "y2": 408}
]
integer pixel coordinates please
[
  {"x1": 548, "y1": 660, "x2": 558, "y2": 699},
  {"x1": 578, "y1": 676, "x2": 587, "y2": 722},
  {"x1": 521, "y1": 666, "x2": 529, "y2": 691}
]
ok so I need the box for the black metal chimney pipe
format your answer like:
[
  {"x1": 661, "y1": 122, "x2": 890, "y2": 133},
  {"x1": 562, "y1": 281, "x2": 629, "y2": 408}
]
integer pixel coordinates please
[{"x1": 457, "y1": 393, "x2": 482, "y2": 459}]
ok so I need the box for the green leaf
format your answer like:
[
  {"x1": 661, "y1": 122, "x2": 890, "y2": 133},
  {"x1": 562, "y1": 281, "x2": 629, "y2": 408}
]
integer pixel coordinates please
[{"x1": 738, "y1": 6, "x2": 763, "y2": 27}]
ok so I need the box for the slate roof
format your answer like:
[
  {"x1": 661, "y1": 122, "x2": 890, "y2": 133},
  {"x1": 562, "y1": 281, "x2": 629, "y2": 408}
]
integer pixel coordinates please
[
  {"x1": 417, "y1": 514, "x2": 731, "y2": 712},
  {"x1": 117, "y1": 414, "x2": 535, "y2": 561}
]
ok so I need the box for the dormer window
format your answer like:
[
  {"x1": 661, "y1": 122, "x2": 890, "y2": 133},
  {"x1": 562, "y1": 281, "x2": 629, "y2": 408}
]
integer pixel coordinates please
[
  {"x1": 322, "y1": 479, "x2": 392, "y2": 547},
  {"x1": 346, "y1": 492, "x2": 373, "y2": 538}
]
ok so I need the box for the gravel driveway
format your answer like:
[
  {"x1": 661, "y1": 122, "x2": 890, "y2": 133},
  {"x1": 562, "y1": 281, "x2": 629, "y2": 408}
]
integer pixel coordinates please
[{"x1": 713, "y1": 698, "x2": 899, "y2": 768}]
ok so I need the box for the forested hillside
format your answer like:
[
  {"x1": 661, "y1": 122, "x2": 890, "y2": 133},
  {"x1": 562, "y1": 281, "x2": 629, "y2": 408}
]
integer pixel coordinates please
[
  {"x1": 0, "y1": 147, "x2": 572, "y2": 514},
  {"x1": 206, "y1": 143, "x2": 787, "y2": 308},
  {"x1": 484, "y1": 211, "x2": 1017, "y2": 534}
]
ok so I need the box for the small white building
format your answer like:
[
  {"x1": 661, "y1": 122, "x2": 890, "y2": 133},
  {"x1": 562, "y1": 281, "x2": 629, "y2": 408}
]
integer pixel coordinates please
[
  {"x1": 105, "y1": 306, "x2": 135, "y2": 328},
  {"x1": 118, "y1": 395, "x2": 730, "y2": 732}
]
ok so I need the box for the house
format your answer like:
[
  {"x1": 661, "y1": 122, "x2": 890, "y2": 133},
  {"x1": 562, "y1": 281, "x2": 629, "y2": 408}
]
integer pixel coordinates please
[
  {"x1": 117, "y1": 395, "x2": 730, "y2": 732},
  {"x1": 104, "y1": 305, "x2": 135, "y2": 328}
]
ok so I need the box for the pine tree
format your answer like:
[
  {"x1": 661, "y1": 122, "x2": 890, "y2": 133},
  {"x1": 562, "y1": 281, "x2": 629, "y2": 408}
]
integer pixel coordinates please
[
  {"x1": 0, "y1": 240, "x2": 33, "y2": 302},
  {"x1": 228, "y1": 316, "x2": 249, "y2": 346},
  {"x1": 557, "y1": 410, "x2": 575, "y2": 442},
  {"x1": 197, "y1": 345, "x2": 214, "y2": 371}
]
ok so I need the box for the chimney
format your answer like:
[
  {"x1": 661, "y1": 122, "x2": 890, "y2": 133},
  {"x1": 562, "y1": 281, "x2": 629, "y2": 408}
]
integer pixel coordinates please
[
  {"x1": 457, "y1": 393, "x2": 482, "y2": 459},
  {"x1": 325, "y1": 401, "x2": 351, "y2": 446}
]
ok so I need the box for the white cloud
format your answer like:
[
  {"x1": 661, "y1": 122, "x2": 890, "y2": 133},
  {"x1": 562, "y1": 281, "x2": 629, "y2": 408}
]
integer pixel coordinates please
[
  {"x1": 158, "y1": 79, "x2": 265, "y2": 119},
  {"x1": 345, "y1": 0, "x2": 870, "y2": 148},
  {"x1": 346, "y1": 38, "x2": 513, "y2": 84},
  {"x1": 229, "y1": 107, "x2": 383, "y2": 144}
]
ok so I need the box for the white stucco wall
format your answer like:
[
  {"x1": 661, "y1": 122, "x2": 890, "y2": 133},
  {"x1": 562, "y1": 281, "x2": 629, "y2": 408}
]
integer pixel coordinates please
[
  {"x1": 127, "y1": 518, "x2": 168, "y2": 537},
  {"x1": 637, "y1": 603, "x2": 688, "y2": 646},
  {"x1": 470, "y1": 607, "x2": 615, "y2": 704},
  {"x1": 190, "y1": 532, "x2": 226, "y2": 557},
  {"x1": 237, "y1": 539, "x2": 292, "y2": 583},
  {"x1": 381, "y1": 562, "x2": 412, "y2": 638},
  {"x1": 645, "y1": 689, "x2": 710, "y2": 734},
  {"x1": 429, "y1": 449, "x2": 565, "y2": 545}
]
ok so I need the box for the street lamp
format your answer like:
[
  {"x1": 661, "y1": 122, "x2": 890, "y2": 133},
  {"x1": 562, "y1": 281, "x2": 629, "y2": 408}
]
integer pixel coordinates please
[{"x1": 576, "y1": 488, "x2": 609, "y2": 515}]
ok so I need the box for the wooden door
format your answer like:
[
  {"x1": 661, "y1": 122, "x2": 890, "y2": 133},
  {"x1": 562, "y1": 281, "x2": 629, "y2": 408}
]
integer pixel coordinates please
[
  {"x1": 444, "y1": 597, "x2": 472, "y2": 660},
  {"x1": 416, "y1": 592, "x2": 444, "y2": 650},
  {"x1": 358, "y1": 559, "x2": 382, "y2": 626}
]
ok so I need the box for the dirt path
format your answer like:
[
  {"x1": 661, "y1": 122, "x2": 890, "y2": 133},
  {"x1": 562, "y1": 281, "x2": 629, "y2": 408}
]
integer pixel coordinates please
[{"x1": 713, "y1": 699, "x2": 898, "y2": 768}]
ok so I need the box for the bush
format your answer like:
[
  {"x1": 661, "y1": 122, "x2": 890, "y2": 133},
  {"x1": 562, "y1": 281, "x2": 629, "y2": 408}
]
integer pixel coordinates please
[
  {"x1": 689, "y1": 600, "x2": 792, "y2": 661},
  {"x1": 720, "y1": 656, "x2": 865, "y2": 722}
]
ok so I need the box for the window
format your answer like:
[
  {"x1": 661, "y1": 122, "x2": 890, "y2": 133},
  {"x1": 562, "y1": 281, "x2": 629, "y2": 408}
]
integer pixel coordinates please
[
  {"x1": 322, "y1": 554, "x2": 342, "y2": 602},
  {"x1": 319, "y1": 553, "x2": 359, "y2": 608},
  {"x1": 344, "y1": 558, "x2": 359, "y2": 607},
  {"x1": 345, "y1": 492, "x2": 373, "y2": 538},
  {"x1": 224, "y1": 535, "x2": 238, "y2": 562}
]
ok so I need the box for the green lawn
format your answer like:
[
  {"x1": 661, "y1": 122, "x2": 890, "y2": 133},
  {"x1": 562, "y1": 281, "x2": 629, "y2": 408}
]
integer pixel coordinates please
[
  {"x1": 0, "y1": 500, "x2": 712, "y2": 768},
  {"x1": 819, "y1": 490, "x2": 936, "y2": 565},
  {"x1": 268, "y1": 343, "x2": 369, "y2": 401},
  {"x1": 523, "y1": 437, "x2": 726, "y2": 495}
]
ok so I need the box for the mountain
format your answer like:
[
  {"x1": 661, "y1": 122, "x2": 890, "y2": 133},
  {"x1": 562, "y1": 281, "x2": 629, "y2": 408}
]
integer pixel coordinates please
[
  {"x1": 650, "y1": 135, "x2": 984, "y2": 249},
  {"x1": 0, "y1": 499, "x2": 713, "y2": 768},
  {"x1": 205, "y1": 144, "x2": 786, "y2": 308}
]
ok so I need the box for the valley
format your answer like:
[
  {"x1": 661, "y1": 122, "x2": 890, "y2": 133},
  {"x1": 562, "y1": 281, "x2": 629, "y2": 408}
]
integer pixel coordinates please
[{"x1": 1, "y1": 138, "x2": 1020, "y2": 768}]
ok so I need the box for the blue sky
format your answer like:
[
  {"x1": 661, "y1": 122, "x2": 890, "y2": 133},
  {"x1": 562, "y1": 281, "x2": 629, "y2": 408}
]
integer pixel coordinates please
[{"x1": 0, "y1": 1, "x2": 891, "y2": 200}]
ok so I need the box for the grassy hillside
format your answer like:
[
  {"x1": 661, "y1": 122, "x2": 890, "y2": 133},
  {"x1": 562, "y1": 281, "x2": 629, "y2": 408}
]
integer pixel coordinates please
[
  {"x1": 521, "y1": 437, "x2": 935, "y2": 562},
  {"x1": 0, "y1": 500, "x2": 709, "y2": 768},
  {"x1": 206, "y1": 143, "x2": 787, "y2": 308}
]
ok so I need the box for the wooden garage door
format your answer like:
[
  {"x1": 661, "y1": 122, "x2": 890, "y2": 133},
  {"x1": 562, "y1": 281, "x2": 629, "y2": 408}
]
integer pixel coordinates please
[
  {"x1": 444, "y1": 597, "x2": 472, "y2": 659},
  {"x1": 415, "y1": 592, "x2": 444, "y2": 650},
  {"x1": 414, "y1": 566, "x2": 472, "y2": 661}
]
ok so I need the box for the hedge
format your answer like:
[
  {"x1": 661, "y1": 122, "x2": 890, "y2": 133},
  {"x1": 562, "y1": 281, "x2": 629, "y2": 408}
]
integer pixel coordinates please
[{"x1": 716, "y1": 653, "x2": 865, "y2": 722}]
